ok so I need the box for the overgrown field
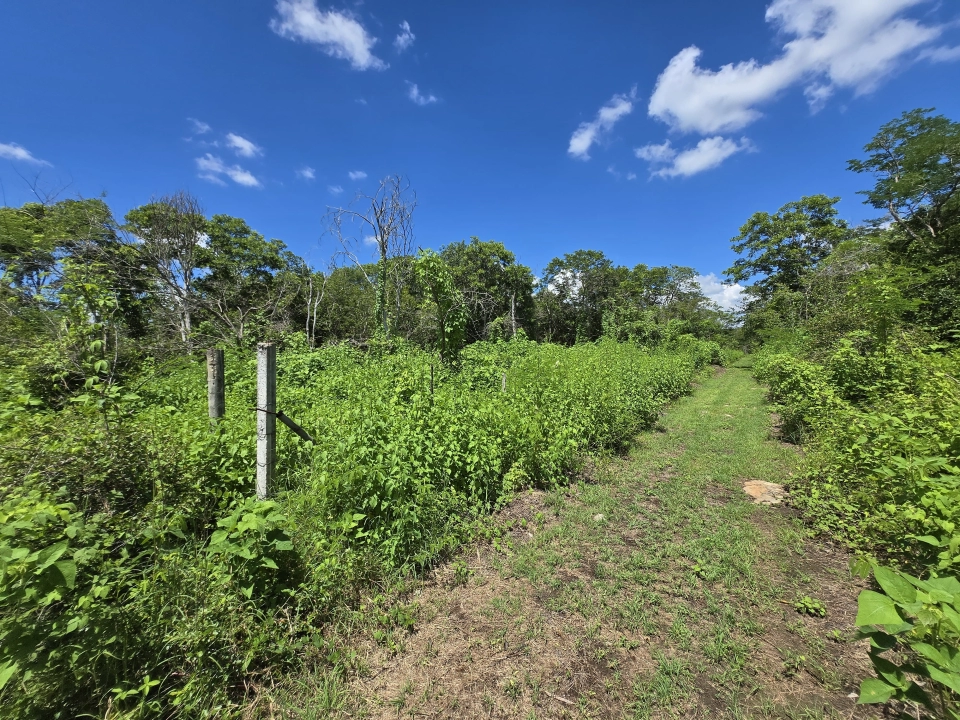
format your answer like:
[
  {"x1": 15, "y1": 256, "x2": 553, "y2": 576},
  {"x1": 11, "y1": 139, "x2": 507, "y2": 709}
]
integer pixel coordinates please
[{"x1": 0, "y1": 336, "x2": 719, "y2": 718}]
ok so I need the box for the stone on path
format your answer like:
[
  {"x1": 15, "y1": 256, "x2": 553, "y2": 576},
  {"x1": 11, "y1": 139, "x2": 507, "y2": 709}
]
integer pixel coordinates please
[{"x1": 742, "y1": 480, "x2": 786, "y2": 505}]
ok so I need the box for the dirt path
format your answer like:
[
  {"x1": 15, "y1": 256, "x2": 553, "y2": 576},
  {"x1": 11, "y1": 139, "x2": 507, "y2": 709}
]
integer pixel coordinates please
[{"x1": 283, "y1": 367, "x2": 882, "y2": 719}]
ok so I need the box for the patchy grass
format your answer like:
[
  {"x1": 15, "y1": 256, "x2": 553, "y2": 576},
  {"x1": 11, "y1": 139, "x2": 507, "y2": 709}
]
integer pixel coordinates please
[{"x1": 271, "y1": 367, "x2": 881, "y2": 719}]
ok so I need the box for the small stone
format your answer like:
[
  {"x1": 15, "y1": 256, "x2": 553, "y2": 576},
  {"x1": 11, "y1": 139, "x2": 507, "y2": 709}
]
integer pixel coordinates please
[
  {"x1": 593, "y1": 513, "x2": 605, "y2": 522},
  {"x1": 742, "y1": 480, "x2": 787, "y2": 505}
]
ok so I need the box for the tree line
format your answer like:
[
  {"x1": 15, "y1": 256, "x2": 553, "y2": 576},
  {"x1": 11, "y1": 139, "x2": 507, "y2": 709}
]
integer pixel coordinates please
[{"x1": 0, "y1": 175, "x2": 732, "y2": 401}]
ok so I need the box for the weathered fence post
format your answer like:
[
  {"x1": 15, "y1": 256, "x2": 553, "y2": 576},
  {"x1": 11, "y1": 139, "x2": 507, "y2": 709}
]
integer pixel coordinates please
[
  {"x1": 502, "y1": 372, "x2": 507, "y2": 393},
  {"x1": 256, "y1": 342, "x2": 276, "y2": 500},
  {"x1": 206, "y1": 348, "x2": 225, "y2": 424}
]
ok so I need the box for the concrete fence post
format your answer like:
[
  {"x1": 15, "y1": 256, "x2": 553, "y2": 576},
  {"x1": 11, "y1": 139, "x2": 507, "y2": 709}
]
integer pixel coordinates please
[
  {"x1": 256, "y1": 343, "x2": 276, "y2": 500},
  {"x1": 206, "y1": 348, "x2": 225, "y2": 424}
]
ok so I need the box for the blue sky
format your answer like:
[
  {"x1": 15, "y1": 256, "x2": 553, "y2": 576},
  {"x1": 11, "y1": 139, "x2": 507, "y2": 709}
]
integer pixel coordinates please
[{"x1": 2, "y1": 0, "x2": 959, "y2": 308}]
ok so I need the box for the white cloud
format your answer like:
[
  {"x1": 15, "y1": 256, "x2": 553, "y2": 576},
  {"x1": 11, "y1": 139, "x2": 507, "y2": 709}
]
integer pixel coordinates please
[
  {"x1": 0, "y1": 142, "x2": 50, "y2": 165},
  {"x1": 328, "y1": 184, "x2": 344, "y2": 195},
  {"x1": 296, "y1": 166, "x2": 316, "y2": 180},
  {"x1": 641, "y1": 137, "x2": 754, "y2": 178},
  {"x1": 226, "y1": 133, "x2": 263, "y2": 158},
  {"x1": 606, "y1": 165, "x2": 638, "y2": 181},
  {"x1": 921, "y1": 45, "x2": 960, "y2": 63},
  {"x1": 634, "y1": 140, "x2": 677, "y2": 163},
  {"x1": 195, "y1": 154, "x2": 261, "y2": 187},
  {"x1": 696, "y1": 273, "x2": 745, "y2": 311},
  {"x1": 348, "y1": 170, "x2": 367, "y2": 180},
  {"x1": 567, "y1": 87, "x2": 637, "y2": 161},
  {"x1": 648, "y1": 0, "x2": 948, "y2": 135},
  {"x1": 394, "y1": 21, "x2": 415, "y2": 52},
  {"x1": 188, "y1": 118, "x2": 211, "y2": 135},
  {"x1": 363, "y1": 235, "x2": 378, "y2": 246},
  {"x1": 407, "y1": 82, "x2": 438, "y2": 106},
  {"x1": 270, "y1": 0, "x2": 386, "y2": 71}
]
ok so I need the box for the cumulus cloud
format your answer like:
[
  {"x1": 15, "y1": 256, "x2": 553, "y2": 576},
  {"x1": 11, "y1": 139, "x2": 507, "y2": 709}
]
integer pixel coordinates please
[
  {"x1": 296, "y1": 166, "x2": 316, "y2": 180},
  {"x1": 348, "y1": 170, "x2": 367, "y2": 180},
  {"x1": 328, "y1": 184, "x2": 344, "y2": 195},
  {"x1": 696, "y1": 273, "x2": 745, "y2": 311},
  {"x1": 0, "y1": 142, "x2": 50, "y2": 165},
  {"x1": 270, "y1": 0, "x2": 386, "y2": 71},
  {"x1": 394, "y1": 21, "x2": 415, "y2": 52},
  {"x1": 638, "y1": 137, "x2": 754, "y2": 178},
  {"x1": 407, "y1": 82, "x2": 438, "y2": 106},
  {"x1": 567, "y1": 88, "x2": 637, "y2": 161},
  {"x1": 226, "y1": 133, "x2": 263, "y2": 158},
  {"x1": 648, "y1": 0, "x2": 949, "y2": 135},
  {"x1": 196, "y1": 154, "x2": 261, "y2": 187}
]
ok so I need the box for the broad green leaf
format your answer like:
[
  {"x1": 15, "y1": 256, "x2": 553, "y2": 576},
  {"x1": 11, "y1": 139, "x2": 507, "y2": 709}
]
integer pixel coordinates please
[
  {"x1": 927, "y1": 665, "x2": 960, "y2": 695},
  {"x1": 857, "y1": 678, "x2": 897, "y2": 704},
  {"x1": 873, "y1": 566, "x2": 916, "y2": 605},
  {"x1": 856, "y1": 590, "x2": 902, "y2": 627},
  {"x1": 54, "y1": 559, "x2": 77, "y2": 590},
  {"x1": 912, "y1": 642, "x2": 947, "y2": 669},
  {"x1": 0, "y1": 661, "x2": 17, "y2": 690},
  {"x1": 926, "y1": 576, "x2": 960, "y2": 597},
  {"x1": 35, "y1": 541, "x2": 68, "y2": 572},
  {"x1": 942, "y1": 605, "x2": 960, "y2": 633}
]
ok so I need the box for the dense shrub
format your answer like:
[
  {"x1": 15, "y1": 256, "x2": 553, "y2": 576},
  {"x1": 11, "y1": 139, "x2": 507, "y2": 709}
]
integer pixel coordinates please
[
  {"x1": 755, "y1": 339, "x2": 960, "y2": 570},
  {"x1": 755, "y1": 337, "x2": 960, "y2": 716}
]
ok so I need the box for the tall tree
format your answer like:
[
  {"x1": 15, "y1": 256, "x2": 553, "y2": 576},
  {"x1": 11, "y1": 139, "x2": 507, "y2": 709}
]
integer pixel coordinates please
[
  {"x1": 537, "y1": 250, "x2": 624, "y2": 343},
  {"x1": 848, "y1": 108, "x2": 960, "y2": 333},
  {"x1": 194, "y1": 215, "x2": 304, "y2": 346},
  {"x1": 725, "y1": 195, "x2": 849, "y2": 302},
  {"x1": 124, "y1": 191, "x2": 206, "y2": 346},
  {"x1": 440, "y1": 237, "x2": 534, "y2": 340}
]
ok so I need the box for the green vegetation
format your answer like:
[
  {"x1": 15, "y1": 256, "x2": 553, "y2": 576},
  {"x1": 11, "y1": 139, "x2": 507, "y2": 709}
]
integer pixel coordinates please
[
  {"x1": 735, "y1": 107, "x2": 960, "y2": 717},
  {"x1": 5, "y1": 104, "x2": 960, "y2": 718},
  {"x1": 329, "y1": 365, "x2": 862, "y2": 719},
  {"x1": 0, "y1": 337, "x2": 716, "y2": 717},
  {"x1": 0, "y1": 175, "x2": 733, "y2": 717}
]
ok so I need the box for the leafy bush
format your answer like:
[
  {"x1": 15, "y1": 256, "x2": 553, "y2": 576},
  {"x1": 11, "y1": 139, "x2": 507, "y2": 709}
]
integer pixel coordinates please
[
  {"x1": 755, "y1": 336, "x2": 960, "y2": 710},
  {"x1": 855, "y1": 564, "x2": 960, "y2": 717}
]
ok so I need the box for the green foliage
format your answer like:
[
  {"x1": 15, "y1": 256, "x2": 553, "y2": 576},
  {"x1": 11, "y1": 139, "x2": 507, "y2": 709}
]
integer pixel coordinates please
[
  {"x1": 726, "y1": 194, "x2": 849, "y2": 300},
  {"x1": 413, "y1": 249, "x2": 467, "y2": 360},
  {"x1": 439, "y1": 237, "x2": 535, "y2": 341},
  {"x1": 794, "y1": 595, "x2": 827, "y2": 618},
  {"x1": 0, "y1": 335, "x2": 715, "y2": 717},
  {"x1": 855, "y1": 565, "x2": 960, "y2": 717}
]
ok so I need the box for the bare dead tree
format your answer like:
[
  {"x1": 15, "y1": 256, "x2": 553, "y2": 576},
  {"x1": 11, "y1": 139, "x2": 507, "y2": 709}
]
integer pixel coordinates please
[
  {"x1": 304, "y1": 267, "x2": 328, "y2": 347},
  {"x1": 324, "y1": 175, "x2": 416, "y2": 337}
]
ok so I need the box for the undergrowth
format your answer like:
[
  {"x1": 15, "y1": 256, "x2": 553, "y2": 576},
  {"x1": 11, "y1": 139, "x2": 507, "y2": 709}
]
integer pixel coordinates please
[
  {"x1": 754, "y1": 333, "x2": 960, "y2": 717},
  {"x1": 0, "y1": 335, "x2": 719, "y2": 718}
]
